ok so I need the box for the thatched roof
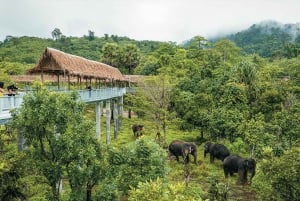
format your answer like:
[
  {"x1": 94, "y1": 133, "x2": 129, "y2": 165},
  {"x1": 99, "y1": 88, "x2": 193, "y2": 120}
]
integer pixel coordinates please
[{"x1": 27, "y1": 47, "x2": 126, "y2": 81}]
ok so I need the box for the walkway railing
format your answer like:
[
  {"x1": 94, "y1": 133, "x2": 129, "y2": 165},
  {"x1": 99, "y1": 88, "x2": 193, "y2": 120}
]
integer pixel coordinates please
[{"x1": 0, "y1": 87, "x2": 127, "y2": 125}]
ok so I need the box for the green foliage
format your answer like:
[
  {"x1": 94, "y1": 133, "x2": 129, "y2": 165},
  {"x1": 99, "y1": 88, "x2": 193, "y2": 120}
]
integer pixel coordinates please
[
  {"x1": 214, "y1": 39, "x2": 241, "y2": 63},
  {"x1": 227, "y1": 138, "x2": 248, "y2": 155},
  {"x1": 128, "y1": 178, "x2": 204, "y2": 201},
  {"x1": 1, "y1": 25, "x2": 300, "y2": 200},
  {"x1": 120, "y1": 44, "x2": 140, "y2": 74},
  {"x1": 101, "y1": 43, "x2": 122, "y2": 67},
  {"x1": 10, "y1": 83, "x2": 104, "y2": 200},
  {"x1": 252, "y1": 148, "x2": 300, "y2": 201},
  {"x1": 107, "y1": 137, "x2": 168, "y2": 195},
  {"x1": 136, "y1": 55, "x2": 160, "y2": 75},
  {"x1": 101, "y1": 43, "x2": 141, "y2": 74},
  {"x1": 0, "y1": 153, "x2": 27, "y2": 201},
  {"x1": 208, "y1": 176, "x2": 229, "y2": 201},
  {"x1": 132, "y1": 76, "x2": 174, "y2": 143},
  {"x1": 184, "y1": 35, "x2": 209, "y2": 50},
  {"x1": 0, "y1": 36, "x2": 51, "y2": 63},
  {"x1": 226, "y1": 22, "x2": 295, "y2": 58}
]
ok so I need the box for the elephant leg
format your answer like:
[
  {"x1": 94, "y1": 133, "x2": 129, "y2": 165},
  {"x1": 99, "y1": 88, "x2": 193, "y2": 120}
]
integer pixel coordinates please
[
  {"x1": 224, "y1": 170, "x2": 229, "y2": 178},
  {"x1": 238, "y1": 171, "x2": 246, "y2": 185},
  {"x1": 185, "y1": 155, "x2": 190, "y2": 164},
  {"x1": 210, "y1": 155, "x2": 214, "y2": 163},
  {"x1": 175, "y1": 155, "x2": 180, "y2": 162},
  {"x1": 193, "y1": 154, "x2": 197, "y2": 164},
  {"x1": 244, "y1": 170, "x2": 248, "y2": 184}
]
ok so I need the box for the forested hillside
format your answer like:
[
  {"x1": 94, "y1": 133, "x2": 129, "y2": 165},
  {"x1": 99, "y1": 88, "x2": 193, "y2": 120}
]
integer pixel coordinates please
[
  {"x1": 223, "y1": 21, "x2": 300, "y2": 58},
  {"x1": 0, "y1": 22, "x2": 300, "y2": 201}
]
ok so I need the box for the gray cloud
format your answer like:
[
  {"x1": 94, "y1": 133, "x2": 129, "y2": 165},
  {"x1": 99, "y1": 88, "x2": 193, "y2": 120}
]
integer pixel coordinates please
[{"x1": 1, "y1": 0, "x2": 300, "y2": 43}]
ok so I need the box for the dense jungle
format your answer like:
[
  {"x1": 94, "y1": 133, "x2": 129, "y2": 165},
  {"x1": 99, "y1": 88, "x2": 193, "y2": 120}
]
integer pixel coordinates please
[{"x1": 0, "y1": 21, "x2": 299, "y2": 201}]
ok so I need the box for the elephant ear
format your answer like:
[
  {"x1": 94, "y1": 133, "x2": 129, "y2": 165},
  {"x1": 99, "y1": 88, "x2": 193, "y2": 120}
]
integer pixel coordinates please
[
  {"x1": 185, "y1": 146, "x2": 192, "y2": 154},
  {"x1": 188, "y1": 146, "x2": 192, "y2": 153},
  {"x1": 190, "y1": 143, "x2": 195, "y2": 151},
  {"x1": 204, "y1": 142, "x2": 211, "y2": 150},
  {"x1": 247, "y1": 158, "x2": 256, "y2": 169},
  {"x1": 242, "y1": 159, "x2": 249, "y2": 169}
]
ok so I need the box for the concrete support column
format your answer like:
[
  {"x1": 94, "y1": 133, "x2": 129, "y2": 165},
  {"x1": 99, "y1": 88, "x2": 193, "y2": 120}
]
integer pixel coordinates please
[
  {"x1": 96, "y1": 101, "x2": 102, "y2": 140},
  {"x1": 113, "y1": 99, "x2": 118, "y2": 139},
  {"x1": 105, "y1": 100, "x2": 111, "y2": 144},
  {"x1": 17, "y1": 129, "x2": 26, "y2": 151},
  {"x1": 117, "y1": 96, "x2": 123, "y2": 132}
]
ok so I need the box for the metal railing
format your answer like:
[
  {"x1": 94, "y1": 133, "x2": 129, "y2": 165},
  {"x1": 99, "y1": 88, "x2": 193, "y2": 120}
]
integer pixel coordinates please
[{"x1": 0, "y1": 87, "x2": 127, "y2": 124}]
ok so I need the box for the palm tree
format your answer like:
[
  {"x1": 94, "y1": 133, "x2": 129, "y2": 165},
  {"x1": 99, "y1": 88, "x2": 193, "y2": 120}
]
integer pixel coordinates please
[{"x1": 121, "y1": 44, "x2": 140, "y2": 74}]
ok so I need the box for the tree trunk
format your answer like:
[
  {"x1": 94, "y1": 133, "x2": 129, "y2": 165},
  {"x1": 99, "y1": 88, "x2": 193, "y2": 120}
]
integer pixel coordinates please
[
  {"x1": 86, "y1": 184, "x2": 92, "y2": 201},
  {"x1": 128, "y1": 108, "x2": 132, "y2": 119}
]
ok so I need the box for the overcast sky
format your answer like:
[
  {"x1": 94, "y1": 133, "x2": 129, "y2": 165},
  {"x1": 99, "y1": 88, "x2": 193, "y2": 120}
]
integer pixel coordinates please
[{"x1": 1, "y1": 0, "x2": 300, "y2": 43}]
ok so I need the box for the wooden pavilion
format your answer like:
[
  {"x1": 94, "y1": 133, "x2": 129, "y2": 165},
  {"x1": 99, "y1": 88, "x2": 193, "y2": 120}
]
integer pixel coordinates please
[{"x1": 26, "y1": 47, "x2": 128, "y2": 89}]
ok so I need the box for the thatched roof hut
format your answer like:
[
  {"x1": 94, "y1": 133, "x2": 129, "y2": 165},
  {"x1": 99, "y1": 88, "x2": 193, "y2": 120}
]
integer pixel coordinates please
[{"x1": 27, "y1": 47, "x2": 126, "y2": 82}]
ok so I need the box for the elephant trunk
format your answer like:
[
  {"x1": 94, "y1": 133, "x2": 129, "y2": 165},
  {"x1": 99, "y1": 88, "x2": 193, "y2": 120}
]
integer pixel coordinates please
[{"x1": 194, "y1": 152, "x2": 198, "y2": 164}]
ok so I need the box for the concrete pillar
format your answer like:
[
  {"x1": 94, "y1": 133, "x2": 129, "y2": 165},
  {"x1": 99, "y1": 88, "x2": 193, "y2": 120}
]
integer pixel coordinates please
[
  {"x1": 105, "y1": 100, "x2": 111, "y2": 144},
  {"x1": 117, "y1": 96, "x2": 123, "y2": 132},
  {"x1": 113, "y1": 99, "x2": 118, "y2": 139},
  {"x1": 17, "y1": 129, "x2": 26, "y2": 151},
  {"x1": 95, "y1": 101, "x2": 102, "y2": 140}
]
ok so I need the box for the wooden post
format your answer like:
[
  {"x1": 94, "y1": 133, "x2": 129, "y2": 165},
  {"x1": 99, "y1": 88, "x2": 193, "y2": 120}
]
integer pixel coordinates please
[
  {"x1": 106, "y1": 100, "x2": 111, "y2": 144},
  {"x1": 96, "y1": 101, "x2": 102, "y2": 140},
  {"x1": 57, "y1": 74, "x2": 60, "y2": 90},
  {"x1": 68, "y1": 75, "x2": 70, "y2": 90},
  {"x1": 41, "y1": 70, "x2": 44, "y2": 83}
]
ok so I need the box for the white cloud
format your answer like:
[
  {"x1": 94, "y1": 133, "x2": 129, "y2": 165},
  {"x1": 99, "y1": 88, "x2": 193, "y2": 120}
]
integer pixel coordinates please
[{"x1": 0, "y1": 0, "x2": 300, "y2": 43}]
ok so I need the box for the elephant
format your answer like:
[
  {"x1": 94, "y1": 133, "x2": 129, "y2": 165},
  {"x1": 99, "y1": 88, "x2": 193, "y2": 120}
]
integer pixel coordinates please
[
  {"x1": 223, "y1": 155, "x2": 256, "y2": 185},
  {"x1": 168, "y1": 140, "x2": 198, "y2": 164},
  {"x1": 132, "y1": 124, "x2": 144, "y2": 137},
  {"x1": 204, "y1": 142, "x2": 230, "y2": 163}
]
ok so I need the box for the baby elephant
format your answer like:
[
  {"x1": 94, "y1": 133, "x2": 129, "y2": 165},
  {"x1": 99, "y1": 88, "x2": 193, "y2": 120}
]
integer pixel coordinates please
[
  {"x1": 168, "y1": 140, "x2": 198, "y2": 164},
  {"x1": 132, "y1": 124, "x2": 144, "y2": 137},
  {"x1": 204, "y1": 142, "x2": 230, "y2": 163}
]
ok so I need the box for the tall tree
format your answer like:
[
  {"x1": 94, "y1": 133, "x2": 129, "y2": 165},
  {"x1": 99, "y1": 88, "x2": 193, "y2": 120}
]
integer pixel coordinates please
[
  {"x1": 186, "y1": 35, "x2": 209, "y2": 49},
  {"x1": 101, "y1": 43, "x2": 121, "y2": 67},
  {"x1": 133, "y1": 76, "x2": 173, "y2": 144},
  {"x1": 11, "y1": 83, "x2": 103, "y2": 201},
  {"x1": 121, "y1": 44, "x2": 140, "y2": 74},
  {"x1": 214, "y1": 39, "x2": 241, "y2": 63}
]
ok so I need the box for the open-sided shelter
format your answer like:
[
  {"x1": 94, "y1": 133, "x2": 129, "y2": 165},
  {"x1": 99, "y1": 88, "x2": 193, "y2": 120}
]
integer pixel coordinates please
[{"x1": 27, "y1": 47, "x2": 128, "y2": 89}]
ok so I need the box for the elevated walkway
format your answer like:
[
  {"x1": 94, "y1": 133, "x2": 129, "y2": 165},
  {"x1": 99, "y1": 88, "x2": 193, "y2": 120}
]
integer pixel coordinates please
[{"x1": 0, "y1": 87, "x2": 127, "y2": 125}]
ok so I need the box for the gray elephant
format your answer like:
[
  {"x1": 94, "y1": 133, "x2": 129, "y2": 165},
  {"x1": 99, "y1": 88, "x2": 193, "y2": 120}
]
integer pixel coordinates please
[
  {"x1": 168, "y1": 140, "x2": 198, "y2": 164},
  {"x1": 132, "y1": 124, "x2": 144, "y2": 137},
  {"x1": 204, "y1": 142, "x2": 230, "y2": 163},
  {"x1": 223, "y1": 155, "x2": 256, "y2": 185}
]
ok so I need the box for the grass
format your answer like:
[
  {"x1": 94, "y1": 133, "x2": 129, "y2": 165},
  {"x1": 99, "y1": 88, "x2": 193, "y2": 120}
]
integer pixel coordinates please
[{"x1": 88, "y1": 110, "x2": 258, "y2": 201}]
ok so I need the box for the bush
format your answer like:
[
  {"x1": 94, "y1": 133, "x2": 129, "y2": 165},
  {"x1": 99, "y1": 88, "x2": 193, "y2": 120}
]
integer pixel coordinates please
[
  {"x1": 128, "y1": 178, "x2": 203, "y2": 201},
  {"x1": 107, "y1": 137, "x2": 169, "y2": 195},
  {"x1": 252, "y1": 148, "x2": 300, "y2": 201}
]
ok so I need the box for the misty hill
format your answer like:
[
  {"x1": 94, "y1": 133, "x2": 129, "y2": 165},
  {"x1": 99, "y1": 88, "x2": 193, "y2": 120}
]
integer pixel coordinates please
[
  {"x1": 1, "y1": 20, "x2": 300, "y2": 66},
  {"x1": 222, "y1": 20, "x2": 300, "y2": 57}
]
